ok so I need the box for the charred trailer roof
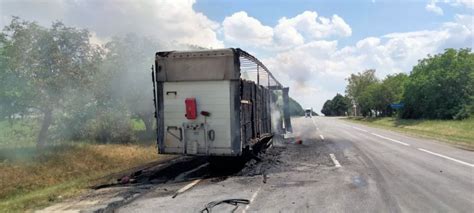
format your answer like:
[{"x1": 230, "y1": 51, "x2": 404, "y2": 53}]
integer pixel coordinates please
[{"x1": 155, "y1": 48, "x2": 282, "y2": 88}]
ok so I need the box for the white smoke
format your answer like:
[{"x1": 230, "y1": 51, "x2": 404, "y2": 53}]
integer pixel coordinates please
[{"x1": 0, "y1": 0, "x2": 223, "y2": 48}]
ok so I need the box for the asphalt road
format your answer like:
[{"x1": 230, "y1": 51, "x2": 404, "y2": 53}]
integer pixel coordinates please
[{"x1": 118, "y1": 117, "x2": 474, "y2": 213}]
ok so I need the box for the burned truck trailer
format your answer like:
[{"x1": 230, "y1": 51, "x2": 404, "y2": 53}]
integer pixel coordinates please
[{"x1": 152, "y1": 48, "x2": 292, "y2": 157}]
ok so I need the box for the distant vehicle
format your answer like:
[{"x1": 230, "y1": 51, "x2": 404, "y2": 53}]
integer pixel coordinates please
[
  {"x1": 152, "y1": 48, "x2": 292, "y2": 158},
  {"x1": 305, "y1": 108, "x2": 313, "y2": 118}
]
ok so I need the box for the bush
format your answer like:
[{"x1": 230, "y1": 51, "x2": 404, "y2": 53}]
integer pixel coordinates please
[
  {"x1": 85, "y1": 111, "x2": 136, "y2": 143},
  {"x1": 453, "y1": 103, "x2": 473, "y2": 120},
  {"x1": 52, "y1": 111, "x2": 94, "y2": 141}
]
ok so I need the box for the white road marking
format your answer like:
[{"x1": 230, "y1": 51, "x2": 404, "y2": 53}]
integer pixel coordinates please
[
  {"x1": 320, "y1": 135, "x2": 325, "y2": 140},
  {"x1": 352, "y1": 126, "x2": 368, "y2": 132},
  {"x1": 329, "y1": 153, "x2": 342, "y2": 168},
  {"x1": 172, "y1": 179, "x2": 202, "y2": 198},
  {"x1": 418, "y1": 148, "x2": 474, "y2": 167},
  {"x1": 243, "y1": 186, "x2": 262, "y2": 212},
  {"x1": 344, "y1": 121, "x2": 473, "y2": 168},
  {"x1": 371, "y1": 133, "x2": 410, "y2": 146},
  {"x1": 174, "y1": 162, "x2": 209, "y2": 181},
  {"x1": 312, "y1": 118, "x2": 320, "y2": 130},
  {"x1": 312, "y1": 118, "x2": 317, "y2": 127}
]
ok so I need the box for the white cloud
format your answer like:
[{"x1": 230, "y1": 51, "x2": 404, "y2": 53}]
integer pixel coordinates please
[
  {"x1": 454, "y1": 14, "x2": 474, "y2": 26},
  {"x1": 222, "y1": 11, "x2": 274, "y2": 46},
  {"x1": 222, "y1": 10, "x2": 352, "y2": 48},
  {"x1": 274, "y1": 11, "x2": 352, "y2": 46},
  {"x1": 425, "y1": 0, "x2": 474, "y2": 15},
  {"x1": 426, "y1": 1, "x2": 444, "y2": 15},
  {"x1": 451, "y1": 0, "x2": 474, "y2": 9},
  {"x1": 0, "y1": 0, "x2": 223, "y2": 48},
  {"x1": 220, "y1": 9, "x2": 471, "y2": 112},
  {"x1": 264, "y1": 14, "x2": 473, "y2": 112}
]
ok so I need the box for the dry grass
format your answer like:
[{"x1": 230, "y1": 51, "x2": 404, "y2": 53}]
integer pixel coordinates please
[{"x1": 0, "y1": 143, "x2": 169, "y2": 212}]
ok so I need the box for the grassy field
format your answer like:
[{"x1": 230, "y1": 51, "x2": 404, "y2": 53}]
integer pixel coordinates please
[
  {"x1": 0, "y1": 119, "x2": 169, "y2": 212},
  {"x1": 345, "y1": 117, "x2": 474, "y2": 149}
]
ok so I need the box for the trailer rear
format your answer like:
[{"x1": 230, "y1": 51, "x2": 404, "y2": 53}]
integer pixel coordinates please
[{"x1": 152, "y1": 48, "x2": 291, "y2": 157}]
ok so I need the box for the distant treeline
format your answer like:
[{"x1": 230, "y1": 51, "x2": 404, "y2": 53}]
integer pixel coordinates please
[
  {"x1": 288, "y1": 98, "x2": 317, "y2": 116},
  {"x1": 321, "y1": 94, "x2": 351, "y2": 116},
  {"x1": 321, "y1": 48, "x2": 474, "y2": 120}
]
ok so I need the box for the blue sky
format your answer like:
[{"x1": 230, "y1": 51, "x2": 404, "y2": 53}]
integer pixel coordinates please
[
  {"x1": 1, "y1": 0, "x2": 473, "y2": 112},
  {"x1": 194, "y1": 0, "x2": 467, "y2": 46}
]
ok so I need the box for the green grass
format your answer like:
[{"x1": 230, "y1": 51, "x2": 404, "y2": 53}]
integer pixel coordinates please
[
  {"x1": 130, "y1": 119, "x2": 146, "y2": 131},
  {"x1": 345, "y1": 117, "x2": 474, "y2": 149},
  {"x1": 1, "y1": 173, "x2": 100, "y2": 212}
]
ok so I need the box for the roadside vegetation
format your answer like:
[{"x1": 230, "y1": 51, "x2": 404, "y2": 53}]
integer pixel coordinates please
[
  {"x1": 0, "y1": 142, "x2": 164, "y2": 212},
  {"x1": 0, "y1": 119, "x2": 170, "y2": 212},
  {"x1": 0, "y1": 18, "x2": 174, "y2": 212},
  {"x1": 322, "y1": 49, "x2": 473, "y2": 146},
  {"x1": 0, "y1": 18, "x2": 162, "y2": 148}
]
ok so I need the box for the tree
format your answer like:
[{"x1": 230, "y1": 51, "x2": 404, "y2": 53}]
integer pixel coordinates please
[
  {"x1": 379, "y1": 73, "x2": 408, "y2": 116},
  {"x1": 0, "y1": 21, "x2": 35, "y2": 121},
  {"x1": 321, "y1": 94, "x2": 350, "y2": 116},
  {"x1": 382, "y1": 73, "x2": 408, "y2": 104},
  {"x1": 345, "y1": 69, "x2": 379, "y2": 115},
  {"x1": 402, "y1": 48, "x2": 474, "y2": 119},
  {"x1": 289, "y1": 97, "x2": 304, "y2": 116},
  {"x1": 100, "y1": 34, "x2": 160, "y2": 137},
  {"x1": 331, "y1": 94, "x2": 350, "y2": 116},
  {"x1": 2, "y1": 18, "x2": 101, "y2": 147},
  {"x1": 352, "y1": 73, "x2": 408, "y2": 117},
  {"x1": 358, "y1": 83, "x2": 381, "y2": 116},
  {"x1": 321, "y1": 100, "x2": 333, "y2": 116},
  {"x1": 0, "y1": 33, "x2": 14, "y2": 119}
]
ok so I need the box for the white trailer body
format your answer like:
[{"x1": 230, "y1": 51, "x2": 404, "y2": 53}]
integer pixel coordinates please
[
  {"x1": 162, "y1": 81, "x2": 235, "y2": 155},
  {"x1": 153, "y1": 48, "x2": 284, "y2": 157}
]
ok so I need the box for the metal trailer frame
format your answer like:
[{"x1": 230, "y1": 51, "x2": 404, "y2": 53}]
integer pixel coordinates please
[{"x1": 152, "y1": 48, "x2": 292, "y2": 156}]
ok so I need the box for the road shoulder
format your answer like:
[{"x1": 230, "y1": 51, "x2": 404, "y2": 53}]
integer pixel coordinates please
[{"x1": 342, "y1": 117, "x2": 474, "y2": 151}]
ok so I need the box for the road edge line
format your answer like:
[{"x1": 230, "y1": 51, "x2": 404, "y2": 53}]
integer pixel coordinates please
[
  {"x1": 329, "y1": 153, "x2": 342, "y2": 168},
  {"x1": 243, "y1": 186, "x2": 262, "y2": 212},
  {"x1": 172, "y1": 178, "x2": 203, "y2": 198},
  {"x1": 352, "y1": 126, "x2": 368, "y2": 133},
  {"x1": 417, "y1": 148, "x2": 474, "y2": 167},
  {"x1": 371, "y1": 133, "x2": 410, "y2": 146}
]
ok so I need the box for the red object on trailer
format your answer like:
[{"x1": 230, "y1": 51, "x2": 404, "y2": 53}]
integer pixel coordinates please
[{"x1": 185, "y1": 98, "x2": 197, "y2": 120}]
